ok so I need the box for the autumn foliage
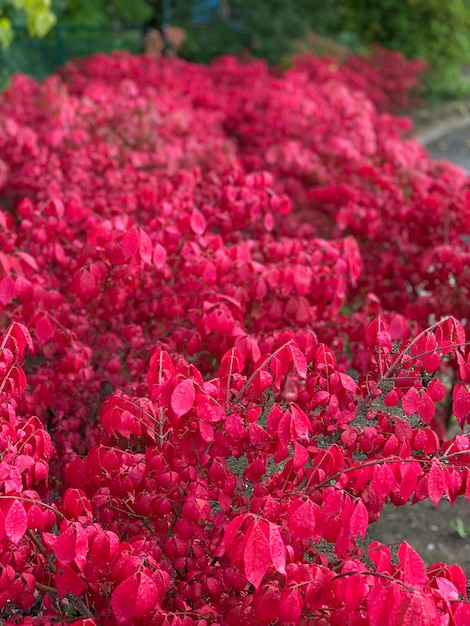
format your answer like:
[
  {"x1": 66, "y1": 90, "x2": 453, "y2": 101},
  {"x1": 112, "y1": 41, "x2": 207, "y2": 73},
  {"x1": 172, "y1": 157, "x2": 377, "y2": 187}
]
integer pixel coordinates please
[{"x1": 1, "y1": 47, "x2": 470, "y2": 624}]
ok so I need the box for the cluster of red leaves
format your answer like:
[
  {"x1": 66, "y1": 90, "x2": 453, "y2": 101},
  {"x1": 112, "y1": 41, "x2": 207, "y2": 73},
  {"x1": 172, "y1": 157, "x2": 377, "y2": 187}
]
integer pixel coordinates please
[
  {"x1": 0, "y1": 49, "x2": 470, "y2": 624},
  {"x1": 294, "y1": 45, "x2": 426, "y2": 113}
]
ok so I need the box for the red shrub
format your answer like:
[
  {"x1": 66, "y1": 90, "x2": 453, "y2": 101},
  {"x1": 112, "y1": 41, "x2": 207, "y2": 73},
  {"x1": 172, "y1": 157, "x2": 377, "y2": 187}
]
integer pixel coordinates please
[{"x1": 0, "y1": 50, "x2": 469, "y2": 624}]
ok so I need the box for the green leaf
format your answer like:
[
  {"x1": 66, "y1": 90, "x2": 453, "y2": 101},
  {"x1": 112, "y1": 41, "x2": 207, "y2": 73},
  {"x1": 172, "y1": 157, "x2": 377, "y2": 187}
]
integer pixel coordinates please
[
  {"x1": 26, "y1": 7, "x2": 56, "y2": 37},
  {"x1": 0, "y1": 17, "x2": 13, "y2": 49}
]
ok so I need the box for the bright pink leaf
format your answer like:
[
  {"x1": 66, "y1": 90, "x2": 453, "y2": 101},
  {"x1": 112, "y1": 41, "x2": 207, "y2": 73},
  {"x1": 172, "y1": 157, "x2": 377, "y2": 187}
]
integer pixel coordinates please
[
  {"x1": 138, "y1": 228, "x2": 153, "y2": 265},
  {"x1": 190, "y1": 208, "x2": 206, "y2": 235},
  {"x1": 135, "y1": 572, "x2": 159, "y2": 618},
  {"x1": 372, "y1": 462, "x2": 396, "y2": 497},
  {"x1": 224, "y1": 514, "x2": 248, "y2": 554},
  {"x1": 55, "y1": 565, "x2": 85, "y2": 600},
  {"x1": 16, "y1": 251, "x2": 39, "y2": 271},
  {"x1": 428, "y1": 459, "x2": 445, "y2": 506},
  {"x1": 400, "y1": 462, "x2": 422, "y2": 502},
  {"x1": 383, "y1": 388, "x2": 401, "y2": 408},
  {"x1": 170, "y1": 379, "x2": 195, "y2": 418},
  {"x1": 288, "y1": 499, "x2": 316, "y2": 540},
  {"x1": 365, "y1": 316, "x2": 391, "y2": 351},
  {"x1": 334, "y1": 571, "x2": 367, "y2": 612},
  {"x1": 5, "y1": 499, "x2": 27, "y2": 545},
  {"x1": 427, "y1": 378, "x2": 446, "y2": 402},
  {"x1": 289, "y1": 342, "x2": 307, "y2": 378},
  {"x1": 402, "y1": 386, "x2": 420, "y2": 417},
  {"x1": 397, "y1": 541, "x2": 427, "y2": 586},
  {"x1": 122, "y1": 227, "x2": 140, "y2": 260},
  {"x1": 290, "y1": 404, "x2": 311, "y2": 440},
  {"x1": 268, "y1": 523, "x2": 286, "y2": 576},
  {"x1": 34, "y1": 314, "x2": 54, "y2": 343},
  {"x1": 453, "y1": 384, "x2": 470, "y2": 428},
  {"x1": 349, "y1": 500, "x2": 368, "y2": 539},
  {"x1": 54, "y1": 524, "x2": 76, "y2": 565},
  {"x1": 77, "y1": 269, "x2": 96, "y2": 298},
  {"x1": 436, "y1": 577, "x2": 459, "y2": 601},
  {"x1": 111, "y1": 575, "x2": 139, "y2": 623},
  {"x1": 243, "y1": 520, "x2": 271, "y2": 589},
  {"x1": 279, "y1": 585, "x2": 302, "y2": 622},
  {"x1": 152, "y1": 243, "x2": 167, "y2": 269},
  {"x1": 0, "y1": 275, "x2": 15, "y2": 306},
  {"x1": 199, "y1": 420, "x2": 214, "y2": 442}
]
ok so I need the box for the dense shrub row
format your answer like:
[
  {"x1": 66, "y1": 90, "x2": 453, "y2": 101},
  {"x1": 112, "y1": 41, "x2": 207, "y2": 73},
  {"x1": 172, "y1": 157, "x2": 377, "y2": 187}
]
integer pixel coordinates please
[{"x1": 0, "y1": 50, "x2": 470, "y2": 624}]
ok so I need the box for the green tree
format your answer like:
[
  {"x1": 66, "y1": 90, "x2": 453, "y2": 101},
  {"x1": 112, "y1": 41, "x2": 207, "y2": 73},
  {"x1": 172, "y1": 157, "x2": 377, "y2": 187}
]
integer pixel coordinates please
[
  {"x1": 52, "y1": 0, "x2": 153, "y2": 26},
  {"x1": 339, "y1": 0, "x2": 470, "y2": 98},
  {"x1": 0, "y1": 0, "x2": 56, "y2": 47}
]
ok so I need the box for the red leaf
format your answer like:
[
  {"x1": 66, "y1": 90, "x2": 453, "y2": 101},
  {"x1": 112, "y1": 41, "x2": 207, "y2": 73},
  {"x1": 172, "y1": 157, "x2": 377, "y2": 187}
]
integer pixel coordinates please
[
  {"x1": 349, "y1": 500, "x2": 368, "y2": 539},
  {"x1": 290, "y1": 404, "x2": 311, "y2": 440},
  {"x1": 421, "y1": 336, "x2": 442, "y2": 376},
  {"x1": 5, "y1": 499, "x2": 27, "y2": 545},
  {"x1": 293, "y1": 440, "x2": 309, "y2": 470},
  {"x1": 367, "y1": 581, "x2": 399, "y2": 625},
  {"x1": 399, "y1": 462, "x2": 422, "y2": 502},
  {"x1": 428, "y1": 459, "x2": 445, "y2": 506},
  {"x1": 138, "y1": 228, "x2": 153, "y2": 265},
  {"x1": 279, "y1": 586, "x2": 302, "y2": 622},
  {"x1": 16, "y1": 251, "x2": 39, "y2": 271},
  {"x1": 334, "y1": 571, "x2": 367, "y2": 612},
  {"x1": 268, "y1": 523, "x2": 286, "y2": 576},
  {"x1": 344, "y1": 236, "x2": 362, "y2": 285},
  {"x1": 435, "y1": 317, "x2": 466, "y2": 354},
  {"x1": 401, "y1": 594, "x2": 438, "y2": 626},
  {"x1": 224, "y1": 514, "x2": 248, "y2": 556},
  {"x1": 365, "y1": 316, "x2": 391, "y2": 351},
  {"x1": 243, "y1": 520, "x2": 271, "y2": 589},
  {"x1": 454, "y1": 603, "x2": 470, "y2": 625},
  {"x1": 199, "y1": 420, "x2": 214, "y2": 442},
  {"x1": 77, "y1": 269, "x2": 97, "y2": 298},
  {"x1": 135, "y1": 572, "x2": 159, "y2": 618},
  {"x1": 55, "y1": 566, "x2": 85, "y2": 600},
  {"x1": 152, "y1": 243, "x2": 167, "y2": 269},
  {"x1": 398, "y1": 542, "x2": 427, "y2": 586},
  {"x1": 34, "y1": 315, "x2": 54, "y2": 343},
  {"x1": 289, "y1": 342, "x2": 307, "y2": 378},
  {"x1": 453, "y1": 384, "x2": 470, "y2": 428},
  {"x1": 0, "y1": 275, "x2": 15, "y2": 306},
  {"x1": 190, "y1": 208, "x2": 206, "y2": 235},
  {"x1": 74, "y1": 523, "x2": 88, "y2": 572},
  {"x1": 293, "y1": 265, "x2": 311, "y2": 296},
  {"x1": 54, "y1": 524, "x2": 76, "y2": 565},
  {"x1": 383, "y1": 389, "x2": 401, "y2": 406},
  {"x1": 436, "y1": 577, "x2": 459, "y2": 601},
  {"x1": 288, "y1": 499, "x2": 316, "y2": 540},
  {"x1": 427, "y1": 378, "x2": 446, "y2": 402},
  {"x1": 111, "y1": 575, "x2": 139, "y2": 623},
  {"x1": 254, "y1": 585, "x2": 281, "y2": 624},
  {"x1": 122, "y1": 227, "x2": 140, "y2": 261},
  {"x1": 402, "y1": 386, "x2": 420, "y2": 417},
  {"x1": 170, "y1": 379, "x2": 195, "y2": 418},
  {"x1": 372, "y1": 463, "x2": 396, "y2": 497},
  {"x1": 2, "y1": 322, "x2": 33, "y2": 357},
  {"x1": 418, "y1": 390, "x2": 435, "y2": 423}
]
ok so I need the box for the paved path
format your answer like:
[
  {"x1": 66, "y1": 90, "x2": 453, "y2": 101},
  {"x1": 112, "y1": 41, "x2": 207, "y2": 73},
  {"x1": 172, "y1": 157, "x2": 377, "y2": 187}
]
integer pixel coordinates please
[
  {"x1": 426, "y1": 128, "x2": 470, "y2": 170},
  {"x1": 417, "y1": 114, "x2": 470, "y2": 171}
]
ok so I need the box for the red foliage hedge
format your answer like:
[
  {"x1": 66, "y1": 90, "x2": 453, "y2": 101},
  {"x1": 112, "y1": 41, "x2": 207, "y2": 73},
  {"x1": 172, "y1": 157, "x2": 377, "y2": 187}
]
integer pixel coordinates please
[{"x1": 1, "y1": 47, "x2": 470, "y2": 624}]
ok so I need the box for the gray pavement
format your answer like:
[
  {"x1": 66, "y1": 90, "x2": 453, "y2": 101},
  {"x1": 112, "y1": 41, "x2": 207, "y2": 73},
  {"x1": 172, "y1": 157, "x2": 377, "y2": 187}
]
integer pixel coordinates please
[
  {"x1": 426, "y1": 128, "x2": 470, "y2": 170},
  {"x1": 417, "y1": 114, "x2": 470, "y2": 171}
]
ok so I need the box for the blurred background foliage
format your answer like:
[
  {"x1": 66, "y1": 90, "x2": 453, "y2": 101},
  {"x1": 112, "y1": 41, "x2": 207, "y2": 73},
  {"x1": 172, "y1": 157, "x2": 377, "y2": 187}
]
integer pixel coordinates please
[{"x1": 2, "y1": 0, "x2": 470, "y2": 101}]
